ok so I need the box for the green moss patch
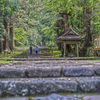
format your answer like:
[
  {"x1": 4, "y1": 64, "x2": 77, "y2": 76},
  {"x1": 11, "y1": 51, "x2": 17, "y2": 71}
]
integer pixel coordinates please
[{"x1": 0, "y1": 60, "x2": 13, "y2": 64}]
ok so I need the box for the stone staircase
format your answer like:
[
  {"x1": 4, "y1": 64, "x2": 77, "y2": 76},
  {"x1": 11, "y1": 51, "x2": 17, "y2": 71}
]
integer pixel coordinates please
[{"x1": 0, "y1": 60, "x2": 100, "y2": 99}]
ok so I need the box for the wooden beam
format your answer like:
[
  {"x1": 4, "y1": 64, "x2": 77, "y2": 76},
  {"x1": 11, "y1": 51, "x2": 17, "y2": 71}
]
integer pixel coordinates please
[
  {"x1": 64, "y1": 42, "x2": 66, "y2": 57},
  {"x1": 65, "y1": 41, "x2": 78, "y2": 44},
  {"x1": 58, "y1": 41, "x2": 79, "y2": 44},
  {"x1": 75, "y1": 44, "x2": 77, "y2": 55},
  {"x1": 76, "y1": 43, "x2": 79, "y2": 57}
]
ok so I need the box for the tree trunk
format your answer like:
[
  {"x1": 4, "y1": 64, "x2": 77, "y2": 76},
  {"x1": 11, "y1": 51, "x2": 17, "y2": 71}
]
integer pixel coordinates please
[
  {"x1": 57, "y1": 18, "x2": 61, "y2": 50},
  {"x1": 80, "y1": 4, "x2": 92, "y2": 56},
  {"x1": 0, "y1": 39, "x2": 3, "y2": 52},
  {"x1": 3, "y1": 17, "x2": 9, "y2": 50},
  {"x1": 85, "y1": 8, "x2": 92, "y2": 47},
  {"x1": 9, "y1": 22, "x2": 14, "y2": 51},
  {"x1": 0, "y1": 6, "x2": 4, "y2": 52},
  {"x1": 57, "y1": 13, "x2": 70, "y2": 50},
  {"x1": 60, "y1": 14, "x2": 64, "y2": 35},
  {"x1": 63, "y1": 13, "x2": 69, "y2": 32},
  {"x1": 42, "y1": 37, "x2": 46, "y2": 46}
]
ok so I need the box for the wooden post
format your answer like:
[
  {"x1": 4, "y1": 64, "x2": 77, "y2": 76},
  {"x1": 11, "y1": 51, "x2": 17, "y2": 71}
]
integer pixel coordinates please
[
  {"x1": 64, "y1": 42, "x2": 66, "y2": 57},
  {"x1": 76, "y1": 43, "x2": 79, "y2": 57},
  {"x1": 75, "y1": 44, "x2": 77, "y2": 55},
  {"x1": 93, "y1": 37, "x2": 95, "y2": 57}
]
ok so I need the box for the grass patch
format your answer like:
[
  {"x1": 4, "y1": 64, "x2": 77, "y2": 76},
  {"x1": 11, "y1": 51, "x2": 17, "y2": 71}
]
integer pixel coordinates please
[
  {"x1": 0, "y1": 46, "x2": 29, "y2": 59},
  {"x1": 0, "y1": 60, "x2": 13, "y2": 64}
]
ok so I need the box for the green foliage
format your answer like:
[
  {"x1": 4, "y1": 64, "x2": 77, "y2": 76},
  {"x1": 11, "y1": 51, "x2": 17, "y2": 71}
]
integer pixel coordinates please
[
  {"x1": 0, "y1": 0, "x2": 5, "y2": 3},
  {"x1": 0, "y1": 60, "x2": 13, "y2": 64},
  {"x1": 0, "y1": 46, "x2": 29, "y2": 58},
  {"x1": 13, "y1": 0, "x2": 43, "y2": 46},
  {"x1": 3, "y1": 0, "x2": 19, "y2": 17},
  {"x1": 26, "y1": 29, "x2": 42, "y2": 46},
  {"x1": 1, "y1": 0, "x2": 100, "y2": 52},
  {"x1": 13, "y1": 28, "x2": 25, "y2": 45},
  {"x1": 12, "y1": 0, "x2": 60, "y2": 47},
  {"x1": 0, "y1": 1, "x2": 5, "y2": 41},
  {"x1": 44, "y1": 0, "x2": 100, "y2": 36}
]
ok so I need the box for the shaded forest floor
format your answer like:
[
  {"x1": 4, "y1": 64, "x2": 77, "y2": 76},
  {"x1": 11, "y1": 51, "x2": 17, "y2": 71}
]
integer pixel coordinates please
[{"x1": 0, "y1": 46, "x2": 62, "y2": 59}]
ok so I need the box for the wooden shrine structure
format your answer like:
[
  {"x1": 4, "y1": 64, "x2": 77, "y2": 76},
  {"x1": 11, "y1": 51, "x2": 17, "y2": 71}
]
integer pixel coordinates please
[
  {"x1": 93, "y1": 34, "x2": 100, "y2": 56},
  {"x1": 57, "y1": 28, "x2": 82, "y2": 57}
]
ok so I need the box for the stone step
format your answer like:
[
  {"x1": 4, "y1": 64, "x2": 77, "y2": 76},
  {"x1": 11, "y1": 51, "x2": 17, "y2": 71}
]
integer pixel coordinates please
[
  {"x1": 0, "y1": 58, "x2": 66, "y2": 61},
  {"x1": 0, "y1": 77, "x2": 100, "y2": 97},
  {"x1": 0, "y1": 66, "x2": 99, "y2": 78},
  {"x1": 34, "y1": 94, "x2": 100, "y2": 100},
  {"x1": 83, "y1": 95, "x2": 100, "y2": 100},
  {"x1": 1, "y1": 94, "x2": 100, "y2": 100},
  {"x1": 34, "y1": 93, "x2": 81, "y2": 100},
  {"x1": 1, "y1": 57, "x2": 100, "y2": 61},
  {"x1": 0, "y1": 97, "x2": 29, "y2": 100}
]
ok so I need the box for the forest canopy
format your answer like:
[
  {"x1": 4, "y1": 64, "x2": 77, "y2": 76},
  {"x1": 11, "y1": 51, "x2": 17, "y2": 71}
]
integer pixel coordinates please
[{"x1": 0, "y1": 0, "x2": 100, "y2": 56}]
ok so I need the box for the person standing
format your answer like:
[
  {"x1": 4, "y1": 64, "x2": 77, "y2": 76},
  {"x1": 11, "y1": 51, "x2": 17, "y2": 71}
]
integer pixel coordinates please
[
  {"x1": 61, "y1": 48, "x2": 64, "y2": 57},
  {"x1": 30, "y1": 46, "x2": 32, "y2": 55},
  {"x1": 35, "y1": 45, "x2": 39, "y2": 54}
]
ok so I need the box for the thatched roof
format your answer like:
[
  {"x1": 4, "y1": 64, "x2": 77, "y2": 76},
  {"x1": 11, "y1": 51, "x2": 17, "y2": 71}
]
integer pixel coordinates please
[{"x1": 57, "y1": 28, "x2": 82, "y2": 41}]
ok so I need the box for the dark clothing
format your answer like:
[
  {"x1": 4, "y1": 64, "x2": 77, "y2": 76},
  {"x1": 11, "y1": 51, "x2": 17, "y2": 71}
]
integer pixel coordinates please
[
  {"x1": 35, "y1": 47, "x2": 38, "y2": 54},
  {"x1": 30, "y1": 47, "x2": 32, "y2": 55},
  {"x1": 61, "y1": 48, "x2": 64, "y2": 57},
  {"x1": 36, "y1": 50, "x2": 38, "y2": 54}
]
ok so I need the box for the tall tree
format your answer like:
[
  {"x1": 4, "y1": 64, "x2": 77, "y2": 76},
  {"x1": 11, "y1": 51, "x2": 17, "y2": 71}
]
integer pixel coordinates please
[
  {"x1": 0, "y1": 0, "x2": 5, "y2": 52},
  {"x1": 3, "y1": 0, "x2": 19, "y2": 50}
]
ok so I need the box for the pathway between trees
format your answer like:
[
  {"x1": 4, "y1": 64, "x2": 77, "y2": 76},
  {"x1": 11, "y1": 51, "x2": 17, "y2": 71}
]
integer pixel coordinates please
[{"x1": 27, "y1": 48, "x2": 58, "y2": 58}]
